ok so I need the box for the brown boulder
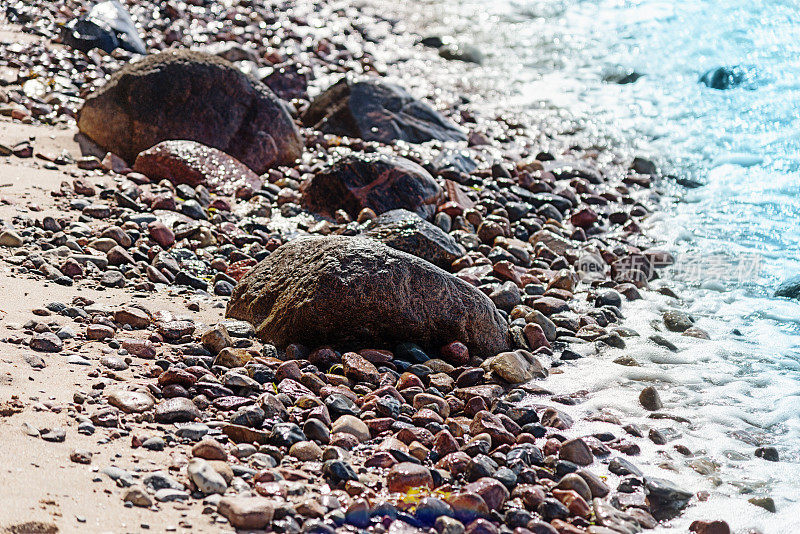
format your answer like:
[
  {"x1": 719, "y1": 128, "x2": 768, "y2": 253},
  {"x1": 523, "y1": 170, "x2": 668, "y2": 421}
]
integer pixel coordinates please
[
  {"x1": 134, "y1": 140, "x2": 262, "y2": 195},
  {"x1": 78, "y1": 50, "x2": 302, "y2": 173},
  {"x1": 301, "y1": 78, "x2": 466, "y2": 144},
  {"x1": 301, "y1": 153, "x2": 442, "y2": 220},
  {"x1": 226, "y1": 236, "x2": 510, "y2": 358}
]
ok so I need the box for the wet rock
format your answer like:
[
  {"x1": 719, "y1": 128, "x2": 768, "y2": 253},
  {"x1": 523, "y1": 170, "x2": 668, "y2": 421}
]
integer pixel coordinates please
[
  {"x1": 639, "y1": 386, "x2": 663, "y2": 411},
  {"x1": 364, "y1": 209, "x2": 465, "y2": 269},
  {"x1": 690, "y1": 520, "x2": 731, "y2": 534},
  {"x1": 482, "y1": 350, "x2": 546, "y2": 383},
  {"x1": 387, "y1": 462, "x2": 434, "y2": 493},
  {"x1": 645, "y1": 477, "x2": 693, "y2": 518},
  {"x1": 438, "y1": 43, "x2": 483, "y2": 64},
  {"x1": 775, "y1": 276, "x2": 800, "y2": 300},
  {"x1": 134, "y1": 140, "x2": 262, "y2": 196},
  {"x1": 663, "y1": 310, "x2": 694, "y2": 332},
  {"x1": 78, "y1": 50, "x2": 303, "y2": 173},
  {"x1": 227, "y1": 236, "x2": 510, "y2": 358},
  {"x1": 699, "y1": 66, "x2": 753, "y2": 90},
  {"x1": 342, "y1": 352, "x2": 380, "y2": 385},
  {"x1": 755, "y1": 446, "x2": 779, "y2": 462},
  {"x1": 748, "y1": 496, "x2": 776, "y2": 513},
  {"x1": 322, "y1": 459, "x2": 359, "y2": 485},
  {"x1": 464, "y1": 478, "x2": 509, "y2": 510},
  {"x1": 269, "y1": 422, "x2": 306, "y2": 447},
  {"x1": 301, "y1": 78, "x2": 465, "y2": 144},
  {"x1": 301, "y1": 153, "x2": 442, "y2": 220},
  {"x1": 558, "y1": 438, "x2": 593, "y2": 466}
]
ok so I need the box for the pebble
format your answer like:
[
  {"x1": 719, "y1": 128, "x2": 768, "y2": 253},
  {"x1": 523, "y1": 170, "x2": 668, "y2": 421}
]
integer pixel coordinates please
[
  {"x1": 187, "y1": 458, "x2": 227, "y2": 494},
  {"x1": 639, "y1": 386, "x2": 663, "y2": 411},
  {"x1": 123, "y1": 486, "x2": 153, "y2": 508},
  {"x1": 330, "y1": 415, "x2": 370, "y2": 442},
  {"x1": 30, "y1": 332, "x2": 62, "y2": 353},
  {"x1": 387, "y1": 462, "x2": 433, "y2": 493}
]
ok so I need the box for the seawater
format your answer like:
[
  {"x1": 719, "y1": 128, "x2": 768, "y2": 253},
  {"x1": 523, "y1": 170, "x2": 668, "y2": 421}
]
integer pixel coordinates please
[{"x1": 408, "y1": 0, "x2": 800, "y2": 530}]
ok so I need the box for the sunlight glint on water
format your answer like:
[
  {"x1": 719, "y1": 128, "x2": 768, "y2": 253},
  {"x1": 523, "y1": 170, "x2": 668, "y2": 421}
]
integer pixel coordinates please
[{"x1": 416, "y1": 0, "x2": 800, "y2": 530}]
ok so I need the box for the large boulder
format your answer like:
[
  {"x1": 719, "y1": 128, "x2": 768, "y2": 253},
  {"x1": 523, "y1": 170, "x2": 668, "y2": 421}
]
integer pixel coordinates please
[
  {"x1": 133, "y1": 140, "x2": 262, "y2": 195},
  {"x1": 364, "y1": 209, "x2": 464, "y2": 269},
  {"x1": 301, "y1": 78, "x2": 466, "y2": 144},
  {"x1": 78, "y1": 50, "x2": 303, "y2": 173},
  {"x1": 226, "y1": 236, "x2": 510, "y2": 358},
  {"x1": 301, "y1": 153, "x2": 442, "y2": 220}
]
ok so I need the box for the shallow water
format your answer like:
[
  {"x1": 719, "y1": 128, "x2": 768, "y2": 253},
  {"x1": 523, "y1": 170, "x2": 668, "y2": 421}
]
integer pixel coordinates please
[{"x1": 408, "y1": 0, "x2": 800, "y2": 530}]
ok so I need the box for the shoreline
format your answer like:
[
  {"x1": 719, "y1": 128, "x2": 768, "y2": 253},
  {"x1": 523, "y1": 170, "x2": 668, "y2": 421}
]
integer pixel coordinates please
[{"x1": 0, "y1": 1, "x2": 777, "y2": 533}]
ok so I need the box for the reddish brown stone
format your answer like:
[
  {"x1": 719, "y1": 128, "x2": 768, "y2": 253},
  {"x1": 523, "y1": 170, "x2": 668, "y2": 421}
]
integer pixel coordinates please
[
  {"x1": 134, "y1": 140, "x2": 262, "y2": 195},
  {"x1": 386, "y1": 462, "x2": 433, "y2": 493},
  {"x1": 79, "y1": 50, "x2": 302, "y2": 173},
  {"x1": 342, "y1": 352, "x2": 380, "y2": 385},
  {"x1": 226, "y1": 236, "x2": 511, "y2": 358},
  {"x1": 470, "y1": 411, "x2": 515, "y2": 446},
  {"x1": 436, "y1": 451, "x2": 471, "y2": 476},
  {"x1": 464, "y1": 477, "x2": 510, "y2": 510},
  {"x1": 440, "y1": 341, "x2": 469, "y2": 366}
]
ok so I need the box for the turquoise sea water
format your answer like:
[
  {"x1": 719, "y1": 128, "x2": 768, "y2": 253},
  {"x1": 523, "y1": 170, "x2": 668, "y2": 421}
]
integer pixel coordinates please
[{"x1": 411, "y1": 0, "x2": 800, "y2": 530}]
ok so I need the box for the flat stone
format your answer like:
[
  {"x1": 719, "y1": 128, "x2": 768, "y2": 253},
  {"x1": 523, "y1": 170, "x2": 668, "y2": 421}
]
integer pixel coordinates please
[
  {"x1": 217, "y1": 496, "x2": 277, "y2": 529},
  {"x1": 106, "y1": 389, "x2": 155, "y2": 414},
  {"x1": 154, "y1": 397, "x2": 200, "y2": 423}
]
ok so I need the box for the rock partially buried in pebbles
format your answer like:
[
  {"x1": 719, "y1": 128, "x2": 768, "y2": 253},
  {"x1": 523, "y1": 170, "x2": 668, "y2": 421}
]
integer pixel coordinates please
[
  {"x1": 134, "y1": 140, "x2": 262, "y2": 195},
  {"x1": 217, "y1": 496, "x2": 277, "y2": 529},
  {"x1": 106, "y1": 389, "x2": 155, "y2": 414},
  {"x1": 301, "y1": 78, "x2": 466, "y2": 144},
  {"x1": 78, "y1": 50, "x2": 303, "y2": 172},
  {"x1": 226, "y1": 236, "x2": 510, "y2": 357},
  {"x1": 387, "y1": 462, "x2": 434, "y2": 493},
  {"x1": 364, "y1": 209, "x2": 465, "y2": 269},
  {"x1": 645, "y1": 477, "x2": 693, "y2": 519},
  {"x1": 482, "y1": 350, "x2": 547, "y2": 384},
  {"x1": 154, "y1": 397, "x2": 200, "y2": 423},
  {"x1": 301, "y1": 153, "x2": 442, "y2": 220}
]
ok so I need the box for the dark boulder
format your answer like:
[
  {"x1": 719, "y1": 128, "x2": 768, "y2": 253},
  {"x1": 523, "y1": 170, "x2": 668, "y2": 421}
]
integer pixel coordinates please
[
  {"x1": 134, "y1": 140, "x2": 262, "y2": 195},
  {"x1": 364, "y1": 209, "x2": 465, "y2": 269},
  {"x1": 699, "y1": 66, "x2": 754, "y2": 90},
  {"x1": 301, "y1": 78, "x2": 466, "y2": 144},
  {"x1": 226, "y1": 236, "x2": 510, "y2": 358},
  {"x1": 775, "y1": 276, "x2": 800, "y2": 300},
  {"x1": 78, "y1": 50, "x2": 303, "y2": 173},
  {"x1": 301, "y1": 153, "x2": 442, "y2": 220}
]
